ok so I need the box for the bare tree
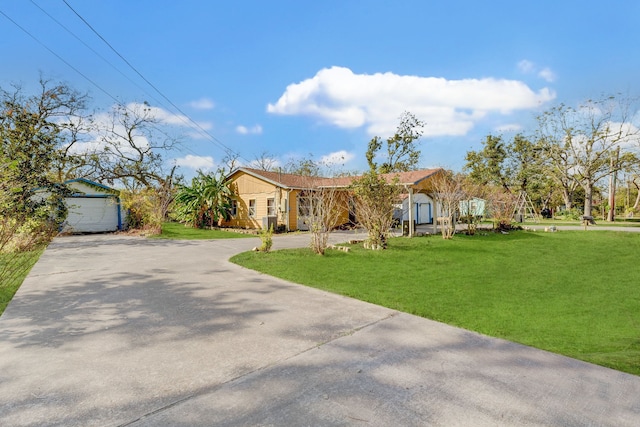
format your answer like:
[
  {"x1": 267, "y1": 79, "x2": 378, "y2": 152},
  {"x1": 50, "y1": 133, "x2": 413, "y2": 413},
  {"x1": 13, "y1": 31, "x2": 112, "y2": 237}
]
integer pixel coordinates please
[
  {"x1": 86, "y1": 102, "x2": 180, "y2": 189},
  {"x1": 484, "y1": 187, "x2": 519, "y2": 231},
  {"x1": 252, "y1": 151, "x2": 278, "y2": 171},
  {"x1": 222, "y1": 153, "x2": 240, "y2": 172},
  {"x1": 431, "y1": 171, "x2": 465, "y2": 239},
  {"x1": 79, "y1": 102, "x2": 184, "y2": 231},
  {"x1": 301, "y1": 184, "x2": 344, "y2": 255},
  {"x1": 537, "y1": 96, "x2": 639, "y2": 217}
]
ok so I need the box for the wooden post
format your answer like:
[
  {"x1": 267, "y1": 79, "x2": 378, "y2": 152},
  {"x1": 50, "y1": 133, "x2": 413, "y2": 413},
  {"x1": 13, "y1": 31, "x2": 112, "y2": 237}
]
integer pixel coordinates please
[{"x1": 407, "y1": 187, "x2": 414, "y2": 237}]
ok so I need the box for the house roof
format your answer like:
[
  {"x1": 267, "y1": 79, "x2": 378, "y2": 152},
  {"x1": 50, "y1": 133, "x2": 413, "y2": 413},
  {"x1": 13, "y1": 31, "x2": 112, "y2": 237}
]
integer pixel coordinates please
[
  {"x1": 231, "y1": 167, "x2": 322, "y2": 189},
  {"x1": 229, "y1": 167, "x2": 444, "y2": 190}
]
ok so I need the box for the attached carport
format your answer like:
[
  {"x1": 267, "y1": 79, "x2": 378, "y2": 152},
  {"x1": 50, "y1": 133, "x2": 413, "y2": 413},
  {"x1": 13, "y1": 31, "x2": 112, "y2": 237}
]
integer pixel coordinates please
[{"x1": 399, "y1": 169, "x2": 445, "y2": 237}]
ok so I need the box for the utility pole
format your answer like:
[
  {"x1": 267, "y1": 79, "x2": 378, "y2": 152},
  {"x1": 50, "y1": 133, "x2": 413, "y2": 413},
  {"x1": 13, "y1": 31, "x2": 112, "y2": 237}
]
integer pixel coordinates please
[{"x1": 607, "y1": 146, "x2": 620, "y2": 222}]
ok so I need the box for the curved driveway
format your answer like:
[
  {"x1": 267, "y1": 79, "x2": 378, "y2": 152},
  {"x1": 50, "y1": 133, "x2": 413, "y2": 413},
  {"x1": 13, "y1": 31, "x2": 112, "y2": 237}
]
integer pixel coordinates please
[{"x1": 1, "y1": 232, "x2": 639, "y2": 426}]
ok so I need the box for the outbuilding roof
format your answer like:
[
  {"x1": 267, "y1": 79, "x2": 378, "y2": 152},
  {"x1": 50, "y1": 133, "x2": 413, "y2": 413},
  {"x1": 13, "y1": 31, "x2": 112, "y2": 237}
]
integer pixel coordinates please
[{"x1": 65, "y1": 178, "x2": 119, "y2": 193}]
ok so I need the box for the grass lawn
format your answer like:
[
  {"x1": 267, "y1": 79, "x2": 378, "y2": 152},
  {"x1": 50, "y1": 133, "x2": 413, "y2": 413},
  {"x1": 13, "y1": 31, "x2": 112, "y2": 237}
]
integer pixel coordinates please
[
  {"x1": 152, "y1": 221, "x2": 256, "y2": 240},
  {"x1": 231, "y1": 230, "x2": 640, "y2": 376},
  {"x1": 0, "y1": 248, "x2": 44, "y2": 316},
  {"x1": 522, "y1": 218, "x2": 640, "y2": 227}
]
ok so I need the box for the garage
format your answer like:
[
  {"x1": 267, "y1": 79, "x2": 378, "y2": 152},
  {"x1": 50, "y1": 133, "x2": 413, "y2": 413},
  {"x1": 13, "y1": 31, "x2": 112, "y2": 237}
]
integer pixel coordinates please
[{"x1": 61, "y1": 179, "x2": 124, "y2": 233}]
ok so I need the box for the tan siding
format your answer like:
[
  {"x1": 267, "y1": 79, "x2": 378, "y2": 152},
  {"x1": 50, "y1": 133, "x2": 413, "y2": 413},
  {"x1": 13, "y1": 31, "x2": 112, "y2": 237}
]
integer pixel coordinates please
[{"x1": 221, "y1": 171, "x2": 293, "y2": 230}]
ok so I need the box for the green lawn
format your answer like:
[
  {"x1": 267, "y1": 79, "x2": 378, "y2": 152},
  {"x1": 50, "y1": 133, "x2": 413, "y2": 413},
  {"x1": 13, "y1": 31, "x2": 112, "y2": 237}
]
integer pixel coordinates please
[
  {"x1": 153, "y1": 221, "x2": 256, "y2": 240},
  {"x1": 0, "y1": 248, "x2": 44, "y2": 316},
  {"x1": 523, "y1": 218, "x2": 640, "y2": 227},
  {"x1": 231, "y1": 231, "x2": 640, "y2": 376}
]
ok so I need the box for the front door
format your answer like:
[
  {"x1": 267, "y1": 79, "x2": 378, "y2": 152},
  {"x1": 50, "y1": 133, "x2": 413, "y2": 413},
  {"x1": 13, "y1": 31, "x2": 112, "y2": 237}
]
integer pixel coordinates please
[{"x1": 297, "y1": 193, "x2": 311, "y2": 231}]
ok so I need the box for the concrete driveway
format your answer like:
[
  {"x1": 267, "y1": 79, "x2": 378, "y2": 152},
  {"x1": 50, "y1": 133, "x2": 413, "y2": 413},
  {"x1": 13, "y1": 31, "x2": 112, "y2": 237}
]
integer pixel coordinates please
[{"x1": 1, "y1": 232, "x2": 639, "y2": 426}]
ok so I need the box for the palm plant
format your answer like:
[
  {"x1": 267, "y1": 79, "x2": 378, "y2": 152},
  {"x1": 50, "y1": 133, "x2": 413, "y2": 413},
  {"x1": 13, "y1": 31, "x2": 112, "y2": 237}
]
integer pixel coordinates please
[{"x1": 173, "y1": 170, "x2": 232, "y2": 228}]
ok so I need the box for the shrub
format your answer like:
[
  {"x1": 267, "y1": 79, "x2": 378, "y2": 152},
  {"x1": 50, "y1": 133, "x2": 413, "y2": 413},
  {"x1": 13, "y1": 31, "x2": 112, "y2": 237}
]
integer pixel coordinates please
[{"x1": 259, "y1": 225, "x2": 273, "y2": 252}]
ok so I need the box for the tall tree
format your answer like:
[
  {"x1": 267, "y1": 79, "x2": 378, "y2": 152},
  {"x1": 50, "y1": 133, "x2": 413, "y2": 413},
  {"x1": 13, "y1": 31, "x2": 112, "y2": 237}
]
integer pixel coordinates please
[
  {"x1": 283, "y1": 154, "x2": 321, "y2": 176},
  {"x1": 537, "y1": 97, "x2": 639, "y2": 217},
  {"x1": 465, "y1": 133, "x2": 569, "y2": 211},
  {"x1": 1, "y1": 78, "x2": 89, "y2": 198},
  {"x1": 0, "y1": 78, "x2": 90, "y2": 237},
  {"x1": 367, "y1": 111, "x2": 424, "y2": 173},
  {"x1": 464, "y1": 134, "x2": 511, "y2": 191},
  {"x1": 86, "y1": 102, "x2": 180, "y2": 190},
  {"x1": 353, "y1": 112, "x2": 423, "y2": 248}
]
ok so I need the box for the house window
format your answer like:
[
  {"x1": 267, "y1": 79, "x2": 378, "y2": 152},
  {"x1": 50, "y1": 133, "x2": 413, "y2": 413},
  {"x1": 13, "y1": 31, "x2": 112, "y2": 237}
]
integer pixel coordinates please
[
  {"x1": 248, "y1": 199, "x2": 256, "y2": 217},
  {"x1": 267, "y1": 198, "x2": 275, "y2": 216},
  {"x1": 229, "y1": 200, "x2": 237, "y2": 217}
]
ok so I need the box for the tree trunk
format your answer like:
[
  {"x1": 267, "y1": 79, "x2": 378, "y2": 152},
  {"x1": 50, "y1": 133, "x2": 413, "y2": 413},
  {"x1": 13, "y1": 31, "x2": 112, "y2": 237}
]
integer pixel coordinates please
[
  {"x1": 607, "y1": 147, "x2": 619, "y2": 222},
  {"x1": 583, "y1": 182, "x2": 593, "y2": 217},
  {"x1": 562, "y1": 188, "x2": 572, "y2": 211}
]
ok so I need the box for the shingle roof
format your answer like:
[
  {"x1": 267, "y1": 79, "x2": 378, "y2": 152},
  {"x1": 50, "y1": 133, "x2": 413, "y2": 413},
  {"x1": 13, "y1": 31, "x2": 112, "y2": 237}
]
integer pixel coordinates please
[
  {"x1": 231, "y1": 167, "x2": 443, "y2": 190},
  {"x1": 234, "y1": 167, "x2": 326, "y2": 188}
]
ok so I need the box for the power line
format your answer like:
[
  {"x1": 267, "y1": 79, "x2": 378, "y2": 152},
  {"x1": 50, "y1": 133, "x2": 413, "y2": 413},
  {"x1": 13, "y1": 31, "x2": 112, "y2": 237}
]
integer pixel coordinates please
[
  {"x1": 0, "y1": 6, "x2": 202, "y2": 161},
  {"x1": 2, "y1": 2, "x2": 249, "y2": 169},
  {"x1": 28, "y1": 0, "x2": 166, "y2": 109},
  {"x1": 26, "y1": 0, "x2": 206, "y2": 158},
  {"x1": 61, "y1": 0, "x2": 246, "y2": 162},
  {"x1": 0, "y1": 8, "x2": 121, "y2": 106}
]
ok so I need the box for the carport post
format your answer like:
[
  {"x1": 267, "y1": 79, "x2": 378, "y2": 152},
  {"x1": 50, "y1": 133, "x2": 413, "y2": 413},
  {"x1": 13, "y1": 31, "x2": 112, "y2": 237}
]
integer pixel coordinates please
[{"x1": 407, "y1": 187, "x2": 414, "y2": 237}]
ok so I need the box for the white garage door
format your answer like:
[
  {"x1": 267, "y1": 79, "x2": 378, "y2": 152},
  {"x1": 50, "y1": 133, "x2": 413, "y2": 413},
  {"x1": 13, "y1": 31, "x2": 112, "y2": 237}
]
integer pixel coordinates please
[{"x1": 63, "y1": 197, "x2": 120, "y2": 233}]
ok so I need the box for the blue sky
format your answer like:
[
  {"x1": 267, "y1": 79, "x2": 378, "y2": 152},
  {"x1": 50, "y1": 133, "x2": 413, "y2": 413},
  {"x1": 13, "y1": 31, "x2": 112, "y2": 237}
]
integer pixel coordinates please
[{"x1": 1, "y1": 1, "x2": 639, "y2": 177}]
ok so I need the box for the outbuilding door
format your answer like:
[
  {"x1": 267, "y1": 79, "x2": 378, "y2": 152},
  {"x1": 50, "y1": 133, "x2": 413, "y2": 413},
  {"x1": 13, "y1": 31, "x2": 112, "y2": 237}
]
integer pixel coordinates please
[{"x1": 416, "y1": 202, "x2": 432, "y2": 224}]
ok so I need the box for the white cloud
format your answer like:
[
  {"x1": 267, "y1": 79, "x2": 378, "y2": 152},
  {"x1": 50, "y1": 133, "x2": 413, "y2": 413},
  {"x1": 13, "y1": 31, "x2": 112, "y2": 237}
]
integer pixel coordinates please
[
  {"x1": 267, "y1": 66, "x2": 555, "y2": 137},
  {"x1": 188, "y1": 98, "x2": 215, "y2": 110},
  {"x1": 174, "y1": 154, "x2": 215, "y2": 171},
  {"x1": 236, "y1": 124, "x2": 263, "y2": 135},
  {"x1": 603, "y1": 121, "x2": 640, "y2": 149},
  {"x1": 320, "y1": 150, "x2": 356, "y2": 166},
  {"x1": 538, "y1": 67, "x2": 556, "y2": 83},
  {"x1": 518, "y1": 60, "x2": 557, "y2": 83},
  {"x1": 517, "y1": 60, "x2": 535, "y2": 74},
  {"x1": 124, "y1": 102, "x2": 190, "y2": 126}
]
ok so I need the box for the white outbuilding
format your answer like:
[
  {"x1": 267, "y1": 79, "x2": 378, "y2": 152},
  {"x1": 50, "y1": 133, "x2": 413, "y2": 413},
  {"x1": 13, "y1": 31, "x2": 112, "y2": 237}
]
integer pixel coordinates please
[{"x1": 61, "y1": 178, "x2": 124, "y2": 233}]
